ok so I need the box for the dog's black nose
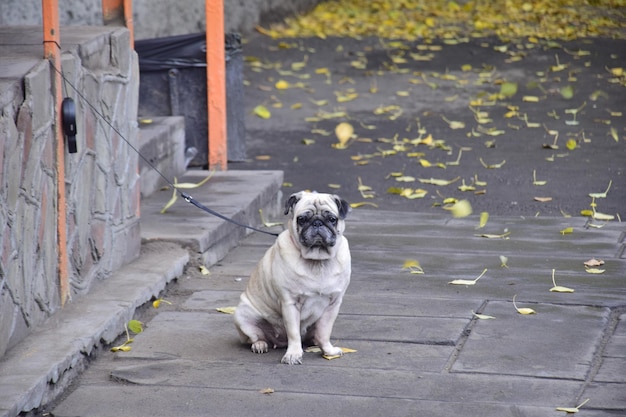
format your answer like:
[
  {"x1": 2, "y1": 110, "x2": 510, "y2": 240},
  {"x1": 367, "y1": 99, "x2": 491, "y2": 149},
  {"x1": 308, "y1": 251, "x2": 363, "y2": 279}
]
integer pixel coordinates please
[{"x1": 312, "y1": 219, "x2": 324, "y2": 228}]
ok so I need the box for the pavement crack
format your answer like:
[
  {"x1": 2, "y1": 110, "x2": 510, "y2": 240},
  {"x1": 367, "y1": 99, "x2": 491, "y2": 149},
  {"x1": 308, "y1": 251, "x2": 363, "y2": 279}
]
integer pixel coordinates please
[{"x1": 442, "y1": 300, "x2": 490, "y2": 373}]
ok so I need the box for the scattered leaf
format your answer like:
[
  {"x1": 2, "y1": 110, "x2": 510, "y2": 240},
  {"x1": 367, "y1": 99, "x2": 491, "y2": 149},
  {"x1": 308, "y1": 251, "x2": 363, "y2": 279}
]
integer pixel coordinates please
[
  {"x1": 253, "y1": 104, "x2": 271, "y2": 119},
  {"x1": 500, "y1": 255, "x2": 509, "y2": 268},
  {"x1": 477, "y1": 212, "x2": 489, "y2": 229},
  {"x1": 449, "y1": 268, "x2": 487, "y2": 286},
  {"x1": 534, "y1": 196, "x2": 553, "y2": 202},
  {"x1": 153, "y1": 298, "x2": 173, "y2": 309},
  {"x1": 512, "y1": 294, "x2": 536, "y2": 315},
  {"x1": 128, "y1": 320, "x2": 144, "y2": 334},
  {"x1": 550, "y1": 269, "x2": 574, "y2": 293},
  {"x1": 475, "y1": 231, "x2": 511, "y2": 239},
  {"x1": 584, "y1": 258, "x2": 604, "y2": 267},
  {"x1": 402, "y1": 259, "x2": 425, "y2": 274},
  {"x1": 588, "y1": 180, "x2": 612, "y2": 198},
  {"x1": 560, "y1": 227, "x2": 574, "y2": 235},
  {"x1": 473, "y1": 312, "x2": 496, "y2": 320},
  {"x1": 447, "y1": 199, "x2": 473, "y2": 218},
  {"x1": 334, "y1": 122, "x2": 354, "y2": 149},
  {"x1": 556, "y1": 398, "x2": 590, "y2": 414},
  {"x1": 585, "y1": 268, "x2": 605, "y2": 274},
  {"x1": 259, "y1": 209, "x2": 282, "y2": 228},
  {"x1": 259, "y1": 388, "x2": 275, "y2": 395},
  {"x1": 216, "y1": 306, "x2": 237, "y2": 314}
]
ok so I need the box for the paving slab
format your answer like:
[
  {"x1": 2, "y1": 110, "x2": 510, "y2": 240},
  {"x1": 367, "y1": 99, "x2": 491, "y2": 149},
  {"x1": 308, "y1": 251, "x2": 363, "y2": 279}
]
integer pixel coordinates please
[{"x1": 49, "y1": 208, "x2": 626, "y2": 416}]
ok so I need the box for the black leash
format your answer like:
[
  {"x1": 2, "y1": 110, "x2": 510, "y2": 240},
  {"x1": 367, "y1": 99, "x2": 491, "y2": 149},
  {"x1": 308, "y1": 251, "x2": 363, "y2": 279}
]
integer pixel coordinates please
[{"x1": 50, "y1": 62, "x2": 279, "y2": 237}]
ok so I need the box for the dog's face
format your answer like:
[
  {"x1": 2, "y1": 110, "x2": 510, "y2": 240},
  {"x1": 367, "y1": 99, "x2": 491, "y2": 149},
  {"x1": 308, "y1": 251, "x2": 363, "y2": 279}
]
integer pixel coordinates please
[{"x1": 284, "y1": 191, "x2": 350, "y2": 260}]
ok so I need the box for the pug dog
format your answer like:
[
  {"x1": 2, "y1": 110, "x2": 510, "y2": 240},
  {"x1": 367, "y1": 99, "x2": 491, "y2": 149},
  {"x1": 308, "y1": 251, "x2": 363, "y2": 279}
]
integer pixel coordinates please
[{"x1": 234, "y1": 191, "x2": 351, "y2": 364}]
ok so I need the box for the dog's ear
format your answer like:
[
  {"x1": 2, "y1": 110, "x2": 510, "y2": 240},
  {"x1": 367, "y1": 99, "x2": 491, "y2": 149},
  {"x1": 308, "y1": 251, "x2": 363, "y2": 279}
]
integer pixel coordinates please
[
  {"x1": 333, "y1": 195, "x2": 351, "y2": 219},
  {"x1": 284, "y1": 192, "x2": 303, "y2": 215}
]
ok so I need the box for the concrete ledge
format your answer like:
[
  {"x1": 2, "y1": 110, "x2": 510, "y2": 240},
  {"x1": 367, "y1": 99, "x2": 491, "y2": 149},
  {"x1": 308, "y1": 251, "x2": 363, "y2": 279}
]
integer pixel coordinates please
[
  {"x1": 0, "y1": 242, "x2": 189, "y2": 417},
  {"x1": 0, "y1": 169, "x2": 283, "y2": 417}
]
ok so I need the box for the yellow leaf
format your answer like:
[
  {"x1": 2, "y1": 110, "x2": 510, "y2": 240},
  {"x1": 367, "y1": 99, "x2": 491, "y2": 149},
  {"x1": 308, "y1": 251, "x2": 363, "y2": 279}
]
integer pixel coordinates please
[
  {"x1": 255, "y1": 155, "x2": 271, "y2": 160},
  {"x1": 275, "y1": 80, "x2": 289, "y2": 90},
  {"x1": 473, "y1": 312, "x2": 496, "y2": 320},
  {"x1": 111, "y1": 345, "x2": 132, "y2": 352},
  {"x1": 199, "y1": 265, "x2": 211, "y2": 275},
  {"x1": 560, "y1": 227, "x2": 574, "y2": 235},
  {"x1": 302, "y1": 138, "x2": 316, "y2": 145},
  {"x1": 475, "y1": 231, "x2": 511, "y2": 239},
  {"x1": 550, "y1": 269, "x2": 574, "y2": 293},
  {"x1": 216, "y1": 306, "x2": 237, "y2": 314},
  {"x1": 253, "y1": 105, "x2": 271, "y2": 119},
  {"x1": 534, "y1": 196, "x2": 553, "y2": 202},
  {"x1": 402, "y1": 259, "x2": 424, "y2": 274},
  {"x1": 448, "y1": 199, "x2": 472, "y2": 218},
  {"x1": 513, "y1": 295, "x2": 536, "y2": 315},
  {"x1": 609, "y1": 127, "x2": 619, "y2": 142},
  {"x1": 500, "y1": 255, "x2": 509, "y2": 268},
  {"x1": 259, "y1": 388, "x2": 275, "y2": 395},
  {"x1": 522, "y1": 96, "x2": 540, "y2": 102},
  {"x1": 449, "y1": 268, "x2": 487, "y2": 286},
  {"x1": 418, "y1": 177, "x2": 460, "y2": 186},
  {"x1": 585, "y1": 268, "x2": 605, "y2": 274},
  {"x1": 593, "y1": 211, "x2": 614, "y2": 221},
  {"x1": 477, "y1": 212, "x2": 489, "y2": 229},
  {"x1": 479, "y1": 158, "x2": 506, "y2": 169},
  {"x1": 173, "y1": 171, "x2": 215, "y2": 189},
  {"x1": 350, "y1": 202, "x2": 378, "y2": 208},
  {"x1": 556, "y1": 398, "x2": 590, "y2": 414},
  {"x1": 160, "y1": 186, "x2": 178, "y2": 214},
  {"x1": 565, "y1": 139, "x2": 577, "y2": 150},
  {"x1": 335, "y1": 122, "x2": 354, "y2": 147}
]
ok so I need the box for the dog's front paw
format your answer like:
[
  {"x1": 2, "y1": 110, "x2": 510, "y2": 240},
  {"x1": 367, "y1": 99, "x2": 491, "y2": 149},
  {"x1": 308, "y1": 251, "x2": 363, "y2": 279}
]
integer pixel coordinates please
[
  {"x1": 251, "y1": 341, "x2": 269, "y2": 353},
  {"x1": 281, "y1": 350, "x2": 303, "y2": 365},
  {"x1": 322, "y1": 346, "x2": 343, "y2": 357}
]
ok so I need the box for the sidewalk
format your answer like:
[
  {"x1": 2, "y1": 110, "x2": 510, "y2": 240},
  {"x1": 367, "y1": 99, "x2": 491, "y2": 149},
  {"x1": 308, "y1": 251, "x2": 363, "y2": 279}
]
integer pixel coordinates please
[
  {"x1": 50, "y1": 205, "x2": 626, "y2": 416},
  {"x1": 0, "y1": 170, "x2": 283, "y2": 417}
]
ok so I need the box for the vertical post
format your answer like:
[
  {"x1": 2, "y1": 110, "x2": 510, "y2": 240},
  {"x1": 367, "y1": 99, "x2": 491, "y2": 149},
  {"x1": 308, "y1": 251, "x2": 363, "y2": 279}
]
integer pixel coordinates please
[
  {"x1": 102, "y1": 0, "x2": 134, "y2": 46},
  {"x1": 206, "y1": 0, "x2": 227, "y2": 170},
  {"x1": 42, "y1": 0, "x2": 70, "y2": 305}
]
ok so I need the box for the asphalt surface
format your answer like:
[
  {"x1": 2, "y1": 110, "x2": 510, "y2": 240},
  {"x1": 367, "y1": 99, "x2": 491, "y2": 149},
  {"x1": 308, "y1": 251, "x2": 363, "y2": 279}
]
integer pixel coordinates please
[
  {"x1": 238, "y1": 34, "x2": 625, "y2": 218},
  {"x1": 3, "y1": 28, "x2": 626, "y2": 417}
]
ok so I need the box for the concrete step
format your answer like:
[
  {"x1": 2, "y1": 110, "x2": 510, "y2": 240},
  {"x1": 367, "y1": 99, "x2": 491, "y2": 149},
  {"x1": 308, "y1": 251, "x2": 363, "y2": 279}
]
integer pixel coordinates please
[
  {"x1": 0, "y1": 169, "x2": 283, "y2": 417},
  {"x1": 137, "y1": 116, "x2": 186, "y2": 199}
]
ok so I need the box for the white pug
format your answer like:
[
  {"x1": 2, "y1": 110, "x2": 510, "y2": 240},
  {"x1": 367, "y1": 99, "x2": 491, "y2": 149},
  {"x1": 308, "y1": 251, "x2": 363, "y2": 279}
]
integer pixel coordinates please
[{"x1": 234, "y1": 191, "x2": 351, "y2": 364}]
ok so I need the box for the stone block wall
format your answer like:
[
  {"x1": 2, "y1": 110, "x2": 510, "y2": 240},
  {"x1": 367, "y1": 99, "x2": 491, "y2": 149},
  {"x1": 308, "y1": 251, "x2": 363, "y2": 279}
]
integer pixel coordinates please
[{"x1": 0, "y1": 26, "x2": 140, "y2": 359}]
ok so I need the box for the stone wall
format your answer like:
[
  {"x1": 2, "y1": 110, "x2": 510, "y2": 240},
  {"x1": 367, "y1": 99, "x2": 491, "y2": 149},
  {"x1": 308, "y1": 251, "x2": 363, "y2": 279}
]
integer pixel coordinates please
[
  {"x1": 0, "y1": 26, "x2": 140, "y2": 359},
  {"x1": 0, "y1": 0, "x2": 321, "y2": 40}
]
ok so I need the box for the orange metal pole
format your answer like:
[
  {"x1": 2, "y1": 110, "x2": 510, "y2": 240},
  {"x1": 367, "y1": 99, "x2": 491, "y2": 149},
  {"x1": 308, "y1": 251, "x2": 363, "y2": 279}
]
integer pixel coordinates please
[
  {"x1": 206, "y1": 0, "x2": 227, "y2": 170},
  {"x1": 42, "y1": 0, "x2": 70, "y2": 305},
  {"x1": 102, "y1": 0, "x2": 134, "y2": 46}
]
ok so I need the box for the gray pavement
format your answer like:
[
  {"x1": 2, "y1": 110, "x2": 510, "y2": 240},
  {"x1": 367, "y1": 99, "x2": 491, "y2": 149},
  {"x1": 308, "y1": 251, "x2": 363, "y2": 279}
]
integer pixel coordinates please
[
  {"x1": 2, "y1": 24, "x2": 626, "y2": 417},
  {"x1": 50, "y1": 207, "x2": 626, "y2": 416}
]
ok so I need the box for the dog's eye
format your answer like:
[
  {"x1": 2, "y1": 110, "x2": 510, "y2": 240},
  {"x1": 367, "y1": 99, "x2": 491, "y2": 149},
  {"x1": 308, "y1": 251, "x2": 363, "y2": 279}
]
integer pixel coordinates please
[
  {"x1": 328, "y1": 216, "x2": 338, "y2": 225},
  {"x1": 297, "y1": 216, "x2": 307, "y2": 226}
]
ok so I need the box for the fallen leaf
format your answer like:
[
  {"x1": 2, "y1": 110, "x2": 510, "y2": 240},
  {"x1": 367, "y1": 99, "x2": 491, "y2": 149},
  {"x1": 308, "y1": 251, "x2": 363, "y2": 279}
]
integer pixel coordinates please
[
  {"x1": 259, "y1": 388, "x2": 275, "y2": 395},
  {"x1": 128, "y1": 320, "x2": 144, "y2": 334},
  {"x1": 402, "y1": 259, "x2": 425, "y2": 274},
  {"x1": 447, "y1": 199, "x2": 472, "y2": 218},
  {"x1": 153, "y1": 298, "x2": 173, "y2": 308},
  {"x1": 588, "y1": 180, "x2": 612, "y2": 198},
  {"x1": 585, "y1": 268, "x2": 605, "y2": 274},
  {"x1": 216, "y1": 306, "x2": 237, "y2": 314},
  {"x1": 253, "y1": 104, "x2": 271, "y2": 119},
  {"x1": 583, "y1": 258, "x2": 604, "y2": 267},
  {"x1": 479, "y1": 158, "x2": 506, "y2": 169},
  {"x1": 534, "y1": 196, "x2": 553, "y2": 202},
  {"x1": 334, "y1": 122, "x2": 354, "y2": 148},
  {"x1": 556, "y1": 398, "x2": 590, "y2": 414},
  {"x1": 418, "y1": 177, "x2": 460, "y2": 186},
  {"x1": 449, "y1": 268, "x2": 487, "y2": 286},
  {"x1": 560, "y1": 227, "x2": 574, "y2": 235},
  {"x1": 475, "y1": 231, "x2": 511, "y2": 239},
  {"x1": 477, "y1": 212, "x2": 489, "y2": 229},
  {"x1": 500, "y1": 255, "x2": 509, "y2": 268},
  {"x1": 549, "y1": 269, "x2": 574, "y2": 293},
  {"x1": 473, "y1": 312, "x2": 496, "y2": 320},
  {"x1": 513, "y1": 294, "x2": 536, "y2": 315}
]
